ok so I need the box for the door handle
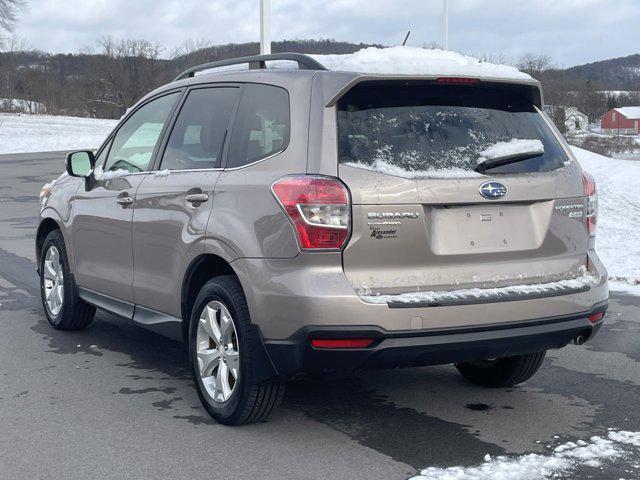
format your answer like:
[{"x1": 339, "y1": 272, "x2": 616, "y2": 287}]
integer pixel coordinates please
[
  {"x1": 185, "y1": 193, "x2": 209, "y2": 205},
  {"x1": 116, "y1": 195, "x2": 134, "y2": 206}
]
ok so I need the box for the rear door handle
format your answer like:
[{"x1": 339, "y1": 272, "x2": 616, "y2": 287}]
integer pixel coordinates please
[
  {"x1": 116, "y1": 194, "x2": 134, "y2": 206},
  {"x1": 185, "y1": 193, "x2": 209, "y2": 205}
]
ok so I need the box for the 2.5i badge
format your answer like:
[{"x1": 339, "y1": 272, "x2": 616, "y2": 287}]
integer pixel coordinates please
[{"x1": 555, "y1": 203, "x2": 584, "y2": 218}]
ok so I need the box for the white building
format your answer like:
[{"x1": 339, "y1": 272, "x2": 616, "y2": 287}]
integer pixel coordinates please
[{"x1": 564, "y1": 107, "x2": 589, "y2": 134}]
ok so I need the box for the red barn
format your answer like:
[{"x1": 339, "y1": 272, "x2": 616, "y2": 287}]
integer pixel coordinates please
[{"x1": 601, "y1": 107, "x2": 640, "y2": 134}]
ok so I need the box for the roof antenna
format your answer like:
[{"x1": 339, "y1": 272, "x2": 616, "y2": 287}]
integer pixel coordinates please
[{"x1": 402, "y1": 30, "x2": 411, "y2": 46}]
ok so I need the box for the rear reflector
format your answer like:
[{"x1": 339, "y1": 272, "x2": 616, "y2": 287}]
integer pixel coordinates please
[
  {"x1": 436, "y1": 77, "x2": 480, "y2": 84},
  {"x1": 582, "y1": 171, "x2": 597, "y2": 236},
  {"x1": 311, "y1": 339, "x2": 374, "y2": 349},
  {"x1": 588, "y1": 312, "x2": 604, "y2": 323}
]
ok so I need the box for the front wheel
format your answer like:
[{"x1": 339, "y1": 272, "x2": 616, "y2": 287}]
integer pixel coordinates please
[
  {"x1": 455, "y1": 351, "x2": 546, "y2": 388},
  {"x1": 189, "y1": 276, "x2": 284, "y2": 425},
  {"x1": 39, "y1": 230, "x2": 95, "y2": 330}
]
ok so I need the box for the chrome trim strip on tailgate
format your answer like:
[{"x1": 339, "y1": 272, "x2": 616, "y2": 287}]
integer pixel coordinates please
[
  {"x1": 358, "y1": 272, "x2": 598, "y2": 309},
  {"x1": 385, "y1": 284, "x2": 590, "y2": 308}
]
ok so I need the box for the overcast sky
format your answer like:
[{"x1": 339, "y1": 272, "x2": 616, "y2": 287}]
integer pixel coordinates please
[{"x1": 10, "y1": 0, "x2": 640, "y2": 67}]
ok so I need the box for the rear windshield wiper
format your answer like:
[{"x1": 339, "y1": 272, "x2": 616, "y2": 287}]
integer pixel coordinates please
[{"x1": 475, "y1": 151, "x2": 544, "y2": 173}]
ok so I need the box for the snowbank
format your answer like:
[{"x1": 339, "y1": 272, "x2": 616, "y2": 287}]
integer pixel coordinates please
[
  {"x1": 0, "y1": 113, "x2": 117, "y2": 154},
  {"x1": 477, "y1": 139, "x2": 544, "y2": 165},
  {"x1": 411, "y1": 429, "x2": 639, "y2": 480},
  {"x1": 571, "y1": 146, "x2": 640, "y2": 293},
  {"x1": 312, "y1": 47, "x2": 532, "y2": 80}
]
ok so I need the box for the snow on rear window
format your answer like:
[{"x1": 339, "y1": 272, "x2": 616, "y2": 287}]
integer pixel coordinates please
[
  {"x1": 338, "y1": 84, "x2": 567, "y2": 178},
  {"x1": 343, "y1": 148, "x2": 482, "y2": 179}
]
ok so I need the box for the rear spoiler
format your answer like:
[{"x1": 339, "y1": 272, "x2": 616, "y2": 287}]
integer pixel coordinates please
[{"x1": 320, "y1": 73, "x2": 544, "y2": 109}]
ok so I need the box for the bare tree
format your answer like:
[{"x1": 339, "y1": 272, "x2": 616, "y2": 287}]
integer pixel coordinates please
[
  {"x1": 0, "y1": 0, "x2": 24, "y2": 32},
  {"x1": 181, "y1": 39, "x2": 212, "y2": 55},
  {"x1": 83, "y1": 36, "x2": 167, "y2": 117},
  {"x1": 516, "y1": 53, "x2": 552, "y2": 79},
  {"x1": 0, "y1": 33, "x2": 29, "y2": 112},
  {"x1": 2, "y1": 31, "x2": 26, "y2": 50},
  {"x1": 169, "y1": 38, "x2": 214, "y2": 73},
  {"x1": 476, "y1": 52, "x2": 515, "y2": 66}
]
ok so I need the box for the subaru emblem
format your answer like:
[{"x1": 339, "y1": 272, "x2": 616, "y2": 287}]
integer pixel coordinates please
[{"x1": 479, "y1": 181, "x2": 508, "y2": 200}]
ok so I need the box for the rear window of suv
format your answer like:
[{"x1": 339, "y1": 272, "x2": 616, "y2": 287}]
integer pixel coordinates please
[{"x1": 337, "y1": 83, "x2": 568, "y2": 177}]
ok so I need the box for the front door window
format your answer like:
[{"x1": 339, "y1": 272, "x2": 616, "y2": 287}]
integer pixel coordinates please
[{"x1": 103, "y1": 92, "x2": 179, "y2": 174}]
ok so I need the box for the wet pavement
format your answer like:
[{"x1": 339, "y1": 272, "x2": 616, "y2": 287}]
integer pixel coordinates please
[{"x1": 1, "y1": 152, "x2": 639, "y2": 479}]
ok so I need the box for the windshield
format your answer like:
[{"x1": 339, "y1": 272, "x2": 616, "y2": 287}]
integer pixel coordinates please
[{"x1": 337, "y1": 83, "x2": 568, "y2": 177}]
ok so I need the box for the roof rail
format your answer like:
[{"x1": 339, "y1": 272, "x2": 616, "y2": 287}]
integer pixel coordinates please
[{"x1": 174, "y1": 53, "x2": 327, "y2": 81}]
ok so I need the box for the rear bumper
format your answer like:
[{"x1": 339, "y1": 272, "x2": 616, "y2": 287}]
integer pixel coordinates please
[
  {"x1": 232, "y1": 251, "x2": 609, "y2": 340},
  {"x1": 231, "y1": 251, "x2": 609, "y2": 378},
  {"x1": 263, "y1": 301, "x2": 608, "y2": 376}
]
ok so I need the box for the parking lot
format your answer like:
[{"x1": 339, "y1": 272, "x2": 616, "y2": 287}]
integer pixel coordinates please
[{"x1": 1, "y1": 151, "x2": 640, "y2": 479}]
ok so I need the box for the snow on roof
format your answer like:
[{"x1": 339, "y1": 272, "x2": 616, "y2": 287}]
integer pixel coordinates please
[
  {"x1": 311, "y1": 46, "x2": 533, "y2": 81},
  {"x1": 614, "y1": 107, "x2": 640, "y2": 119}
]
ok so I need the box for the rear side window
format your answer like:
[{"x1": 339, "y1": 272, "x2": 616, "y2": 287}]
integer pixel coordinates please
[
  {"x1": 161, "y1": 87, "x2": 238, "y2": 170},
  {"x1": 227, "y1": 84, "x2": 290, "y2": 168},
  {"x1": 338, "y1": 83, "x2": 568, "y2": 176}
]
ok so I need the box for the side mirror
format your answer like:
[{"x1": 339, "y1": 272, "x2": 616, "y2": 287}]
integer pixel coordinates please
[{"x1": 66, "y1": 150, "x2": 95, "y2": 178}]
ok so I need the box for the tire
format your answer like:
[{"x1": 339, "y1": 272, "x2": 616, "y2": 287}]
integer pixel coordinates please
[
  {"x1": 189, "y1": 275, "x2": 284, "y2": 426},
  {"x1": 39, "y1": 229, "x2": 96, "y2": 330},
  {"x1": 455, "y1": 351, "x2": 546, "y2": 388}
]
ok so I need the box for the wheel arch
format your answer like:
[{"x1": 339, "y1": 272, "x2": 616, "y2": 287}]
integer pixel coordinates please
[
  {"x1": 181, "y1": 254, "x2": 240, "y2": 340},
  {"x1": 36, "y1": 217, "x2": 63, "y2": 267},
  {"x1": 181, "y1": 254, "x2": 280, "y2": 384}
]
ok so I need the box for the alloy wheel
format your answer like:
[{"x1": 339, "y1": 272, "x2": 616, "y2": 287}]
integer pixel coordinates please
[
  {"x1": 196, "y1": 301, "x2": 240, "y2": 403},
  {"x1": 43, "y1": 245, "x2": 64, "y2": 316}
]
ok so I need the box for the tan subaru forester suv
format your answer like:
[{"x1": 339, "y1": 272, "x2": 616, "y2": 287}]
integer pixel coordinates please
[{"x1": 36, "y1": 53, "x2": 608, "y2": 425}]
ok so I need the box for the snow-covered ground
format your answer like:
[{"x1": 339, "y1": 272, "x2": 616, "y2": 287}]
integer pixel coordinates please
[
  {"x1": 0, "y1": 113, "x2": 116, "y2": 154},
  {"x1": 411, "y1": 429, "x2": 640, "y2": 480},
  {"x1": 571, "y1": 146, "x2": 640, "y2": 293},
  {"x1": 1, "y1": 113, "x2": 637, "y2": 296}
]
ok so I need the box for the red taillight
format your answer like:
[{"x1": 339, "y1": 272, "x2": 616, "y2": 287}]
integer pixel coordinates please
[
  {"x1": 436, "y1": 77, "x2": 480, "y2": 84},
  {"x1": 272, "y1": 176, "x2": 350, "y2": 250},
  {"x1": 588, "y1": 312, "x2": 604, "y2": 323},
  {"x1": 311, "y1": 339, "x2": 374, "y2": 349},
  {"x1": 582, "y1": 171, "x2": 597, "y2": 236}
]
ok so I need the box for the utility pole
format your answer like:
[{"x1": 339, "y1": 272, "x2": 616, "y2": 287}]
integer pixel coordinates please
[
  {"x1": 443, "y1": 0, "x2": 449, "y2": 50},
  {"x1": 260, "y1": 0, "x2": 271, "y2": 54}
]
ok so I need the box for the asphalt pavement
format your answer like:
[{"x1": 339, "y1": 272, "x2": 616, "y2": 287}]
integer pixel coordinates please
[{"x1": 1, "y1": 151, "x2": 639, "y2": 480}]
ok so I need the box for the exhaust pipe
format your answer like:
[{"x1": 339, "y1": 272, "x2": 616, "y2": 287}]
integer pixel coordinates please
[{"x1": 573, "y1": 333, "x2": 588, "y2": 345}]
